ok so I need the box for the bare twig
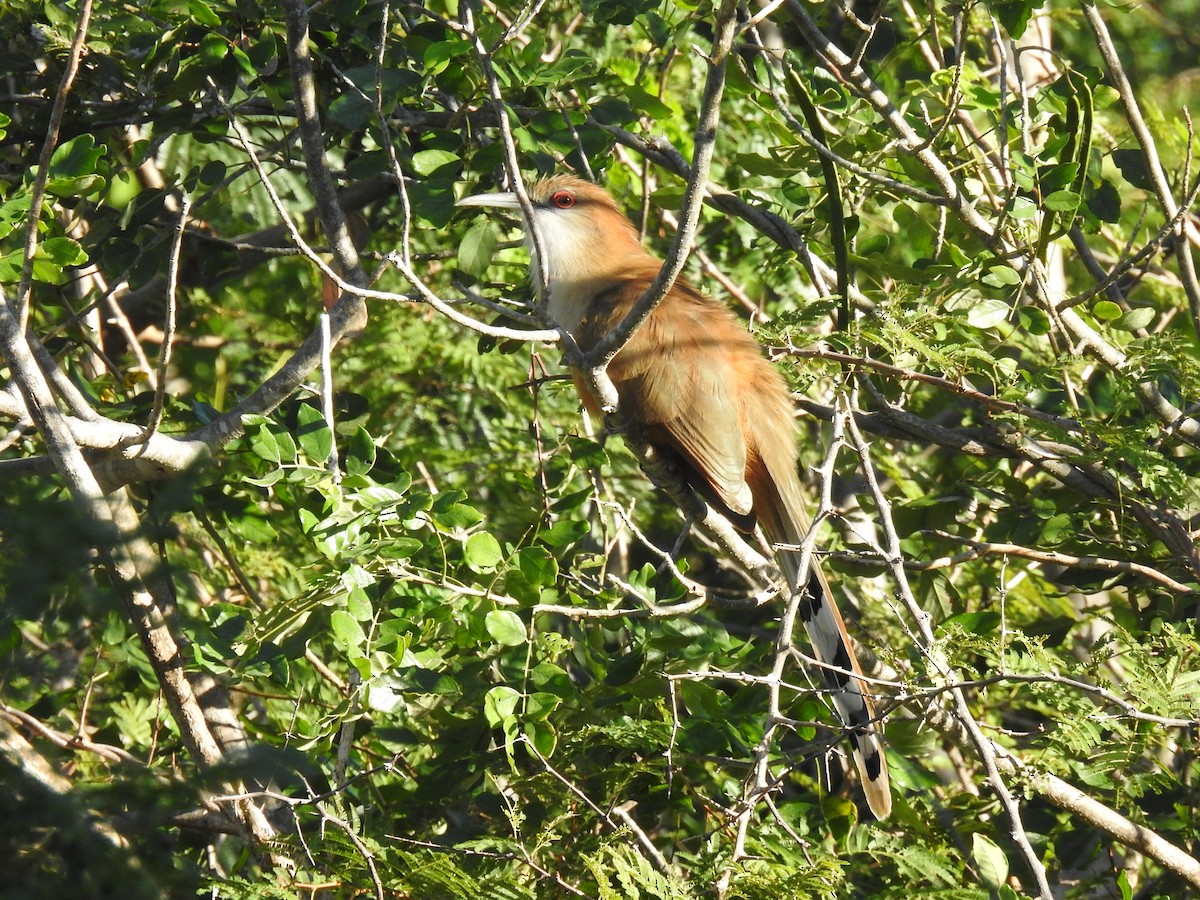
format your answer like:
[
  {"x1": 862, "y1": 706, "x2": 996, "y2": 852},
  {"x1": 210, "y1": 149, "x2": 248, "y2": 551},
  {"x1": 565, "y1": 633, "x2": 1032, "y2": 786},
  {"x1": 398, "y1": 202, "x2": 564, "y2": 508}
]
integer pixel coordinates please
[
  {"x1": 459, "y1": 4, "x2": 553, "y2": 303},
  {"x1": 118, "y1": 196, "x2": 191, "y2": 452},
  {"x1": 791, "y1": 346, "x2": 1083, "y2": 433},
  {"x1": 2, "y1": 703, "x2": 144, "y2": 766}
]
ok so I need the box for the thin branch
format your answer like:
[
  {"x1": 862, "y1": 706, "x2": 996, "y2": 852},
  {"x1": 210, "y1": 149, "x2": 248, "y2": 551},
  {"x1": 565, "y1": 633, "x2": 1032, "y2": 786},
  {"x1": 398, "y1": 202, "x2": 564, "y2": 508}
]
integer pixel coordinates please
[
  {"x1": 738, "y1": 31, "x2": 947, "y2": 207},
  {"x1": 315, "y1": 802, "x2": 385, "y2": 900},
  {"x1": 784, "y1": 0, "x2": 1002, "y2": 252},
  {"x1": 460, "y1": 3, "x2": 552, "y2": 304},
  {"x1": 590, "y1": 0, "x2": 751, "y2": 405},
  {"x1": 318, "y1": 311, "x2": 341, "y2": 480},
  {"x1": 283, "y1": 0, "x2": 367, "y2": 291},
  {"x1": 119, "y1": 195, "x2": 191, "y2": 452},
  {"x1": 791, "y1": 345, "x2": 1084, "y2": 433},
  {"x1": 923, "y1": 702, "x2": 1200, "y2": 889},
  {"x1": 2, "y1": 703, "x2": 145, "y2": 766},
  {"x1": 844, "y1": 399, "x2": 1053, "y2": 899},
  {"x1": 14, "y1": 0, "x2": 93, "y2": 328},
  {"x1": 1081, "y1": 0, "x2": 1200, "y2": 328},
  {"x1": 1058, "y1": 170, "x2": 1200, "y2": 311},
  {"x1": 921, "y1": 532, "x2": 1197, "y2": 596}
]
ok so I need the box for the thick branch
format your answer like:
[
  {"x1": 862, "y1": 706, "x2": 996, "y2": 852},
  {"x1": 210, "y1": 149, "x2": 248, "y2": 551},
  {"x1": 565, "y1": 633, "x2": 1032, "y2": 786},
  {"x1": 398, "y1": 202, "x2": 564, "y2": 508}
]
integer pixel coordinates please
[
  {"x1": 924, "y1": 703, "x2": 1200, "y2": 888},
  {"x1": 282, "y1": 0, "x2": 368, "y2": 291},
  {"x1": 0, "y1": 299, "x2": 282, "y2": 860},
  {"x1": 0, "y1": 291, "x2": 223, "y2": 768}
]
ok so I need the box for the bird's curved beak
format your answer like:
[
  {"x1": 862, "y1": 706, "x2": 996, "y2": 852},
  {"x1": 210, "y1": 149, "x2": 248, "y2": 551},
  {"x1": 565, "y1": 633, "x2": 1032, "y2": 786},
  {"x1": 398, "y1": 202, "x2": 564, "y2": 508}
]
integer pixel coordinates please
[{"x1": 456, "y1": 191, "x2": 521, "y2": 210}]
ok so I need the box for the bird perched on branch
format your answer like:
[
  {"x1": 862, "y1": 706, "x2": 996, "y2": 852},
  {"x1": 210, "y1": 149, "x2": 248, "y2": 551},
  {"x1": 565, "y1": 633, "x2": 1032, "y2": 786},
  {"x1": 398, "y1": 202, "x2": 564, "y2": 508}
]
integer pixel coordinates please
[{"x1": 458, "y1": 174, "x2": 891, "y2": 819}]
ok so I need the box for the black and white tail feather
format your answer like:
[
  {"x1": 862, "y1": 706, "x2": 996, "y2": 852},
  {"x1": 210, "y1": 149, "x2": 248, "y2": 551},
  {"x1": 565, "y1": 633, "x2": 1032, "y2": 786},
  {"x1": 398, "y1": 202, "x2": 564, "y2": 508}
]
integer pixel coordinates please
[{"x1": 767, "y1": 471, "x2": 892, "y2": 820}]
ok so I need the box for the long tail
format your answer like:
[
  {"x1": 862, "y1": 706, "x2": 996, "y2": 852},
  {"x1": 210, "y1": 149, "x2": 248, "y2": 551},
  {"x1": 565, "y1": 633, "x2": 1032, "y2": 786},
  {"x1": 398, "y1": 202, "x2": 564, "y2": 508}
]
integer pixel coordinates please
[
  {"x1": 758, "y1": 464, "x2": 892, "y2": 819},
  {"x1": 791, "y1": 552, "x2": 892, "y2": 819}
]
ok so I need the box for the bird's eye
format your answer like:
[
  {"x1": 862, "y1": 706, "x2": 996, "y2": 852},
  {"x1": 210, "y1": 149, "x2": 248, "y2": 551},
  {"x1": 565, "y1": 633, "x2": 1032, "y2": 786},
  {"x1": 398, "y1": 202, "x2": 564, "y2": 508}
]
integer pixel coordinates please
[{"x1": 550, "y1": 191, "x2": 576, "y2": 209}]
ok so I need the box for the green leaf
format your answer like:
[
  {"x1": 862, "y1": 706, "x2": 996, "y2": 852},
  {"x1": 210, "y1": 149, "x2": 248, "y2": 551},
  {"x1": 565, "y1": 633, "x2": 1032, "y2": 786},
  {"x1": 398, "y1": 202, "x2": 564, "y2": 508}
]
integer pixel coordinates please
[
  {"x1": 187, "y1": 0, "x2": 222, "y2": 26},
  {"x1": 244, "y1": 470, "x2": 284, "y2": 488},
  {"x1": 523, "y1": 691, "x2": 561, "y2": 721},
  {"x1": 1086, "y1": 178, "x2": 1122, "y2": 222},
  {"x1": 967, "y1": 298, "x2": 1011, "y2": 329},
  {"x1": 590, "y1": 97, "x2": 636, "y2": 125},
  {"x1": 41, "y1": 237, "x2": 87, "y2": 267},
  {"x1": 327, "y1": 91, "x2": 372, "y2": 131},
  {"x1": 45, "y1": 133, "x2": 106, "y2": 198},
  {"x1": 1009, "y1": 196, "x2": 1038, "y2": 219},
  {"x1": 1038, "y1": 161, "x2": 1079, "y2": 195},
  {"x1": 229, "y1": 515, "x2": 278, "y2": 544},
  {"x1": 483, "y1": 685, "x2": 521, "y2": 729},
  {"x1": 1111, "y1": 148, "x2": 1154, "y2": 191},
  {"x1": 458, "y1": 221, "x2": 497, "y2": 278},
  {"x1": 331, "y1": 609, "x2": 366, "y2": 651},
  {"x1": 972, "y1": 833, "x2": 1008, "y2": 888},
  {"x1": 540, "y1": 518, "x2": 588, "y2": 548},
  {"x1": 604, "y1": 649, "x2": 645, "y2": 686},
  {"x1": 1092, "y1": 300, "x2": 1122, "y2": 321},
  {"x1": 516, "y1": 546, "x2": 558, "y2": 587},
  {"x1": 345, "y1": 426, "x2": 377, "y2": 477},
  {"x1": 49, "y1": 134, "x2": 104, "y2": 178},
  {"x1": 524, "y1": 719, "x2": 557, "y2": 756},
  {"x1": 250, "y1": 424, "x2": 281, "y2": 465},
  {"x1": 981, "y1": 264, "x2": 1021, "y2": 287},
  {"x1": 296, "y1": 403, "x2": 333, "y2": 463},
  {"x1": 464, "y1": 531, "x2": 503, "y2": 572},
  {"x1": 624, "y1": 85, "x2": 672, "y2": 120},
  {"x1": 1116, "y1": 870, "x2": 1132, "y2": 900},
  {"x1": 1116, "y1": 307, "x2": 1154, "y2": 331},
  {"x1": 423, "y1": 40, "x2": 471, "y2": 76},
  {"x1": 485, "y1": 609, "x2": 527, "y2": 646},
  {"x1": 940, "y1": 611, "x2": 1001, "y2": 635},
  {"x1": 411, "y1": 149, "x2": 460, "y2": 177},
  {"x1": 1041, "y1": 512, "x2": 1072, "y2": 545},
  {"x1": 1043, "y1": 189, "x2": 1080, "y2": 212},
  {"x1": 346, "y1": 588, "x2": 374, "y2": 622},
  {"x1": 1018, "y1": 306, "x2": 1051, "y2": 335},
  {"x1": 434, "y1": 501, "x2": 484, "y2": 530},
  {"x1": 197, "y1": 31, "x2": 228, "y2": 64},
  {"x1": 990, "y1": 0, "x2": 1036, "y2": 38},
  {"x1": 0, "y1": 251, "x2": 21, "y2": 283},
  {"x1": 199, "y1": 159, "x2": 227, "y2": 186}
]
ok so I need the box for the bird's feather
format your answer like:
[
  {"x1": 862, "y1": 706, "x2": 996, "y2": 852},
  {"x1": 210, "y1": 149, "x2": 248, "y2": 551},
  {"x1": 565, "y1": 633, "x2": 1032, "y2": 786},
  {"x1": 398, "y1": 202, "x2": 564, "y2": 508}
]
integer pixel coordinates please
[{"x1": 576, "y1": 280, "x2": 756, "y2": 518}]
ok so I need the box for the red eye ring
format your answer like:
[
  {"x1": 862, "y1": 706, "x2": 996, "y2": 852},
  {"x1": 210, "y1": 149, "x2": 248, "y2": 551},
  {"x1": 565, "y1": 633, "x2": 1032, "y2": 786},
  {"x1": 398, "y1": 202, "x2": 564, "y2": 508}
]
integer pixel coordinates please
[{"x1": 550, "y1": 190, "x2": 576, "y2": 209}]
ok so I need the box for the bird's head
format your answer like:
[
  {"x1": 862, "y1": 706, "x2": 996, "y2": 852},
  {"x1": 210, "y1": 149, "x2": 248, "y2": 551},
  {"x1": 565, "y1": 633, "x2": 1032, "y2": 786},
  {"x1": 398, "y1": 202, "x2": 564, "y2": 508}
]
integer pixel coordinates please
[{"x1": 457, "y1": 175, "x2": 646, "y2": 327}]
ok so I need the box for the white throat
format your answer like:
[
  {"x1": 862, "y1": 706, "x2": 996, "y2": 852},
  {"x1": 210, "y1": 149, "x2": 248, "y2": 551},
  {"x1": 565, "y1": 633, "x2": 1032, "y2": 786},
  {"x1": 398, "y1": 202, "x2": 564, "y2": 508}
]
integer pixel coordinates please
[{"x1": 526, "y1": 207, "x2": 606, "y2": 332}]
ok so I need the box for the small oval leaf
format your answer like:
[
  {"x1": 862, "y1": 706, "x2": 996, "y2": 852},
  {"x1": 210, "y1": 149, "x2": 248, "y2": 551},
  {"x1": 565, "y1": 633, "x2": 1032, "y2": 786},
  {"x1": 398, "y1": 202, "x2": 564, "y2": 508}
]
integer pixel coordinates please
[
  {"x1": 972, "y1": 832, "x2": 1009, "y2": 888},
  {"x1": 485, "y1": 609, "x2": 528, "y2": 646},
  {"x1": 464, "y1": 531, "x2": 503, "y2": 572}
]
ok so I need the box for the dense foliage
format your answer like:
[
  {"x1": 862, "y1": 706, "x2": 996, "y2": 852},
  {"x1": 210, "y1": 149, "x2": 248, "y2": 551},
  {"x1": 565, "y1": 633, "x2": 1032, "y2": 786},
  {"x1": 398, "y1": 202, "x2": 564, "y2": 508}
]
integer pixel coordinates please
[{"x1": 0, "y1": 0, "x2": 1198, "y2": 896}]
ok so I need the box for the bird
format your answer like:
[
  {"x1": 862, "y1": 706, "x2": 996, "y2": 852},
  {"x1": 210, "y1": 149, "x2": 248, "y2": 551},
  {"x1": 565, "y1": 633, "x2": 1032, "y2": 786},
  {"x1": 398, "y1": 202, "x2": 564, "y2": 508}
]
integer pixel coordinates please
[{"x1": 457, "y1": 174, "x2": 891, "y2": 819}]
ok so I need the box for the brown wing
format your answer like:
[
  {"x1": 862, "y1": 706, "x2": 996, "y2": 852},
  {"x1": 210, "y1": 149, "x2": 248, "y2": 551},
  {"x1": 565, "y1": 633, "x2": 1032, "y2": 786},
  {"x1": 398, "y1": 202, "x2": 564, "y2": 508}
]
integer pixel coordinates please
[{"x1": 577, "y1": 281, "x2": 755, "y2": 520}]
